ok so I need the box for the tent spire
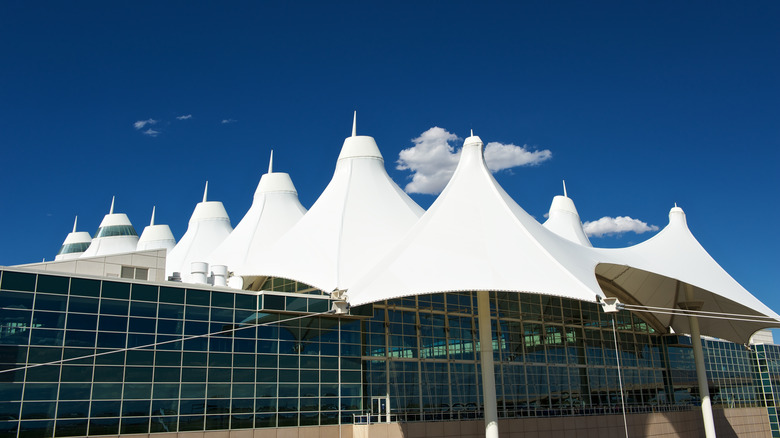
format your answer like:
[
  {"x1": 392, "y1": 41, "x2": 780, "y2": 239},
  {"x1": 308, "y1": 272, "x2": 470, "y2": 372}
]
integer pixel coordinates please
[
  {"x1": 470, "y1": 129, "x2": 474, "y2": 137},
  {"x1": 150, "y1": 206, "x2": 156, "y2": 226},
  {"x1": 109, "y1": 196, "x2": 115, "y2": 214},
  {"x1": 351, "y1": 111, "x2": 357, "y2": 137},
  {"x1": 563, "y1": 180, "x2": 568, "y2": 197},
  {"x1": 268, "y1": 150, "x2": 274, "y2": 173},
  {"x1": 72, "y1": 216, "x2": 78, "y2": 233},
  {"x1": 203, "y1": 181, "x2": 209, "y2": 203}
]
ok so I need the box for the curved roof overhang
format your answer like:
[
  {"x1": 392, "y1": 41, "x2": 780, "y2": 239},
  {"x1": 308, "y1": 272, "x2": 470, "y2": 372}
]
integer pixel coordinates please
[{"x1": 597, "y1": 263, "x2": 780, "y2": 344}]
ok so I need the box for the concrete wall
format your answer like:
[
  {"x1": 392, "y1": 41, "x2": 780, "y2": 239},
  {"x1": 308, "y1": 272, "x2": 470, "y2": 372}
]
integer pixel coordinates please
[
  {"x1": 18, "y1": 249, "x2": 167, "y2": 282},
  {"x1": 99, "y1": 407, "x2": 769, "y2": 438}
]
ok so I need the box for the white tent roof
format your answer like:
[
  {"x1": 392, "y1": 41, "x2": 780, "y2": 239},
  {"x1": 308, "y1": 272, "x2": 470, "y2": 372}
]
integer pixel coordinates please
[
  {"x1": 346, "y1": 133, "x2": 780, "y2": 344},
  {"x1": 81, "y1": 197, "x2": 139, "y2": 258},
  {"x1": 166, "y1": 183, "x2": 233, "y2": 281},
  {"x1": 594, "y1": 206, "x2": 780, "y2": 343},
  {"x1": 543, "y1": 182, "x2": 592, "y2": 247},
  {"x1": 137, "y1": 206, "x2": 176, "y2": 253},
  {"x1": 209, "y1": 153, "x2": 307, "y2": 273},
  {"x1": 250, "y1": 118, "x2": 424, "y2": 292},
  {"x1": 55, "y1": 216, "x2": 93, "y2": 261},
  {"x1": 347, "y1": 134, "x2": 603, "y2": 306}
]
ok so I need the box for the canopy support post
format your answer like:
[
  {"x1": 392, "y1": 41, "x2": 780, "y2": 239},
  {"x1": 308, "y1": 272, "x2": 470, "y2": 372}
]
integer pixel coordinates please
[
  {"x1": 681, "y1": 283, "x2": 717, "y2": 438},
  {"x1": 477, "y1": 290, "x2": 499, "y2": 438}
]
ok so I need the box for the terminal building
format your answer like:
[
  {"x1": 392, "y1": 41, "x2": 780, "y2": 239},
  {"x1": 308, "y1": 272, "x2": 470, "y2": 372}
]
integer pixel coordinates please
[{"x1": 2, "y1": 117, "x2": 780, "y2": 438}]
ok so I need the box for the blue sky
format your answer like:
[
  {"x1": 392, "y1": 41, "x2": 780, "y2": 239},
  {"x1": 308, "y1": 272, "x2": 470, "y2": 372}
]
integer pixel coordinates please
[{"x1": 1, "y1": 2, "x2": 778, "y2": 313}]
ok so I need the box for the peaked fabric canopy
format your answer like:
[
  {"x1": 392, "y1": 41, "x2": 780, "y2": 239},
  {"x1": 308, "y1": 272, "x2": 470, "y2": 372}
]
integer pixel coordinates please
[
  {"x1": 166, "y1": 187, "x2": 233, "y2": 281},
  {"x1": 594, "y1": 207, "x2": 780, "y2": 344},
  {"x1": 81, "y1": 198, "x2": 139, "y2": 258},
  {"x1": 210, "y1": 167, "x2": 307, "y2": 274},
  {"x1": 249, "y1": 133, "x2": 424, "y2": 292},
  {"x1": 137, "y1": 207, "x2": 176, "y2": 254},
  {"x1": 543, "y1": 194, "x2": 593, "y2": 247},
  {"x1": 347, "y1": 135, "x2": 604, "y2": 306},
  {"x1": 346, "y1": 134, "x2": 780, "y2": 344}
]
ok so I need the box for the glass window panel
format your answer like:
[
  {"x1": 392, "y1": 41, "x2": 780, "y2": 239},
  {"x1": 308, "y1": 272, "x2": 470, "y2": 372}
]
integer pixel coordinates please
[
  {"x1": 159, "y1": 286, "x2": 184, "y2": 304},
  {"x1": 34, "y1": 294, "x2": 68, "y2": 312},
  {"x1": 66, "y1": 296, "x2": 98, "y2": 314},
  {"x1": 126, "y1": 350, "x2": 154, "y2": 366},
  {"x1": 60, "y1": 365, "x2": 93, "y2": 382},
  {"x1": 130, "y1": 301, "x2": 157, "y2": 318},
  {"x1": 32, "y1": 310, "x2": 65, "y2": 329},
  {"x1": 263, "y1": 294, "x2": 284, "y2": 310},
  {"x1": 158, "y1": 304, "x2": 184, "y2": 320},
  {"x1": 96, "y1": 332, "x2": 126, "y2": 348},
  {"x1": 123, "y1": 383, "x2": 151, "y2": 399},
  {"x1": 89, "y1": 418, "x2": 119, "y2": 436},
  {"x1": 153, "y1": 384, "x2": 180, "y2": 399},
  {"x1": 178, "y1": 415, "x2": 204, "y2": 431},
  {"x1": 98, "y1": 315, "x2": 127, "y2": 332},
  {"x1": 1, "y1": 271, "x2": 36, "y2": 292},
  {"x1": 25, "y1": 365, "x2": 60, "y2": 382},
  {"x1": 186, "y1": 289, "x2": 210, "y2": 306},
  {"x1": 155, "y1": 367, "x2": 181, "y2": 382},
  {"x1": 36, "y1": 275, "x2": 69, "y2": 295},
  {"x1": 207, "y1": 383, "x2": 230, "y2": 398},
  {"x1": 180, "y1": 384, "x2": 206, "y2": 399},
  {"x1": 0, "y1": 290, "x2": 34, "y2": 310},
  {"x1": 91, "y1": 401, "x2": 121, "y2": 417},
  {"x1": 101, "y1": 281, "x2": 129, "y2": 300},
  {"x1": 69, "y1": 278, "x2": 100, "y2": 297},
  {"x1": 54, "y1": 418, "x2": 88, "y2": 437},
  {"x1": 128, "y1": 317, "x2": 156, "y2": 333},
  {"x1": 211, "y1": 292, "x2": 233, "y2": 308},
  {"x1": 121, "y1": 416, "x2": 149, "y2": 434},
  {"x1": 151, "y1": 399, "x2": 179, "y2": 416},
  {"x1": 30, "y1": 328, "x2": 64, "y2": 346},
  {"x1": 286, "y1": 296, "x2": 307, "y2": 312},
  {"x1": 58, "y1": 383, "x2": 91, "y2": 400},
  {"x1": 0, "y1": 402, "x2": 20, "y2": 420},
  {"x1": 185, "y1": 306, "x2": 209, "y2": 321},
  {"x1": 131, "y1": 284, "x2": 157, "y2": 302},
  {"x1": 21, "y1": 402, "x2": 56, "y2": 420},
  {"x1": 56, "y1": 401, "x2": 90, "y2": 419},
  {"x1": 99, "y1": 299, "x2": 128, "y2": 316},
  {"x1": 65, "y1": 313, "x2": 97, "y2": 330},
  {"x1": 181, "y1": 367, "x2": 207, "y2": 383},
  {"x1": 234, "y1": 294, "x2": 256, "y2": 310}
]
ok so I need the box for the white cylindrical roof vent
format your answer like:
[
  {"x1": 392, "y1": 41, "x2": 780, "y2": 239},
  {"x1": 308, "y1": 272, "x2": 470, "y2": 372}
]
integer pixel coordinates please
[
  {"x1": 211, "y1": 265, "x2": 228, "y2": 287},
  {"x1": 191, "y1": 262, "x2": 209, "y2": 284}
]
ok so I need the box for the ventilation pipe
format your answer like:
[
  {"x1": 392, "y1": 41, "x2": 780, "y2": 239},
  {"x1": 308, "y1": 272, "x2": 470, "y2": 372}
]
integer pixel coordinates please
[
  {"x1": 191, "y1": 262, "x2": 209, "y2": 284},
  {"x1": 211, "y1": 265, "x2": 228, "y2": 287}
]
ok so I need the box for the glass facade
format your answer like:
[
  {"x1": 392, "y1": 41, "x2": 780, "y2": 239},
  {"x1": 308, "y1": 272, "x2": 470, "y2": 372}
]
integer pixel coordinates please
[
  {"x1": 0, "y1": 268, "x2": 777, "y2": 437},
  {"x1": 0, "y1": 269, "x2": 361, "y2": 437}
]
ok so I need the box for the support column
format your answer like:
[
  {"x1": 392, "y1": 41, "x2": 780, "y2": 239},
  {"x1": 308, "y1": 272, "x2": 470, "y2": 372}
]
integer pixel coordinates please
[
  {"x1": 477, "y1": 290, "x2": 499, "y2": 438},
  {"x1": 681, "y1": 283, "x2": 716, "y2": 438}
]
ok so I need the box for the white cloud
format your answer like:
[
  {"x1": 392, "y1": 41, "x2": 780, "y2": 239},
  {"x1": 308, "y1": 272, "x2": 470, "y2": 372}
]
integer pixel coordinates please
[
  {"x1": 582, "y1": 216, "x2": 660, "y2": 238},
  {"x1": 134, "y1": 118, "x2": 157, "y2": 130},
  {"x1": 143, "y1": 128, "x2": 160, "y2": 137},
  {"x1": 484, "y1": 142, "x2": 552, "y2": 171},
  {"x1": 176, "y1": 114, "x2": 192, "y2": 120},
  {"x1": 397, "y1": 127, "x2": 552, "y2": 195},
  {"x1": 221, "y1": 118, "x2": 236, "y2": 124}
]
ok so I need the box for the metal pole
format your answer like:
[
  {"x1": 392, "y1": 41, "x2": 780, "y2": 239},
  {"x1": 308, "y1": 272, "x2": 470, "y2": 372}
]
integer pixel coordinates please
[
  {"x1": 611, "y1": 316, "x2": 629, "y2": 438},
  {"x1": 683, "y1": 284, "x2": 717, "y2": 438},
  {"x1": 477, "y1": 290, "x2": 499, "y2": 438}
]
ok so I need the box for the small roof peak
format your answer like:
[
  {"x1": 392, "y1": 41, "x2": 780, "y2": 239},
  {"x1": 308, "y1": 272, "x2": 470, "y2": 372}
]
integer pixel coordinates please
[
  {"x1": 470, "y1": 128, "x2": 474, "y2": 137},
  {"x1": 150, "y1": 206, "x2": 156, "y2": 226},
  {"x1": 109, "y1": 196, "x2": 115, "y2": 214},
  {"x1": 562, "y1": 180, "x2": 568, "y2": 198},
  {"x1": 351, "y1": 111, "x2": 357, "y2": 137},
  {"x1": 203, "y1": 181, "x2": 209, "y2": 203},
  {"x1": 268, "y1": 150, "x2": 274, "y2": 174},
  {"x1": 72, "y1": 216, "x2": 78, "y2": 233}
]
